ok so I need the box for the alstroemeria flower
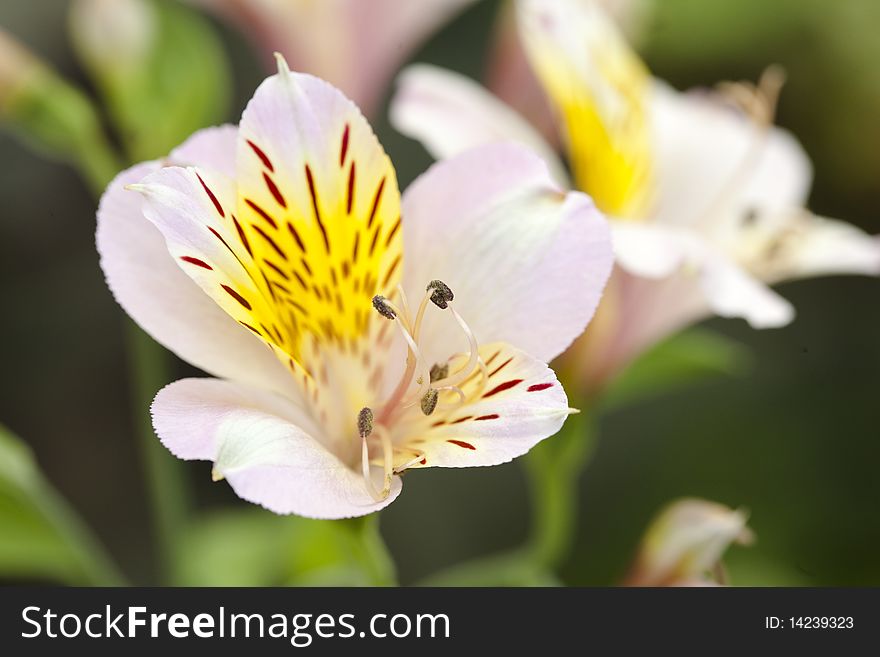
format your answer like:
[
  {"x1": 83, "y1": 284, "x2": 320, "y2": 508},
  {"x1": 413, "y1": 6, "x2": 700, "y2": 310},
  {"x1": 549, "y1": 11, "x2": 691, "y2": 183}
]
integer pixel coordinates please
[
  {"x1": 390, "y1": 0, "x2": 880, "y2": 388},
  {"x1": 96, "y1": 56, "x2": 612, "y2": 518},
  {"x1": 186, "y1": 0, "x2": 474, "y2": 117},
  {"x1": 623, "y1": 498, "x2": 754, "y2": 587}
]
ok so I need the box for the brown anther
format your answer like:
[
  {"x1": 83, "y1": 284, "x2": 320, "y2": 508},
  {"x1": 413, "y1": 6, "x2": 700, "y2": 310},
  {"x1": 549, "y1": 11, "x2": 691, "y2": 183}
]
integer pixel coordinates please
[
  {"x1": 420, "y1": 389, "x2": 439, "y2": 416},
  {"x1": 429, "y1": 363, "x2": 449, "y2": 383},
  {"x1": 426, "y1": 280, "x2": 454, "y2": 309},
  {"x1": 371, "y1": 295, "x2": 396, "y2": 320},
  {"x1": 357, "y1": 407, "x2": 374, "y2": 438}
]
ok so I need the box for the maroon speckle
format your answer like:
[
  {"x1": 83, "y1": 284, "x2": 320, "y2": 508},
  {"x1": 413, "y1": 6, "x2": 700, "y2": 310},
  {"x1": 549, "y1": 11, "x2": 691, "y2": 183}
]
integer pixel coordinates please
[
  {"x1": 252, "y1": 224, "x2": 288, "y2": 261},
  {"x1": 180, "y1": 256, "x2": 212, "y2": 270},
  {"x1": 339, "y1": 123, "x2": 350, "y2": 166},
  {"x1": 196, "y1": 173, "x2": 224, "y2": 217},
  {"x1": 305, "y1": 165, "x2": 330, "y2": 253},
  {"x1": 245, "y1": 198, "x2": 278, "y2": 229},
  {"x1": 420, "y1": 458, "x2": 427, "y2": 465},
  {"x1": 263, "y1": 172, "x2": 287, "y2": 208},
  {"x1": 292, "y1": 270, "x2": 307, "y2": 291},
  {"x1": 262, "y1": 258, "x2": 289, "y2": 280},
  {"x1": 527, "y1": 383, "x2": 554, "y2": 392},
  {"x1": 247, "y1": 140, "x2": 274, "y2": 172},
  {"x1": 485, "y1": 350, "x2": 501, "y2": 367},
  {"x1": 475, "y1": 414, "x2": 500, "y2": 421},
  {"x1": 222, "y1": 285, "x2": 252, "y2": 310},
  {"x1": 369, "y1": 223, "x2": 382, "y2": 256},
  {"x1": 238, "y1": 320, "x2": 261, "y2": 335},
  {"x1": 346, "y1": 161, "x2": 356, "y2": 215},
  {"x1": 489, "y1": 357, "x2": 514, "y2": 378},
  {"x1": 450, "y1": 416, "x2": 473, "y2": 425},
  {"x1": 367, "y1": 177, "x2": 386, "y2": 228},
  {"x1": 385, "y1": 216, "x2": 401, "y2": 247},
  {"x1": 231, "y1": 216, "x2": 253, "y2": 257},
  {"x1": 483, "y1": 379, "x2": 524, "y2": 398},
  {"x1": 286, "y1": 221, "x2": 306, "y2": 253},
  {"x1": 447, "y1": 440, "x2": 476, "y2": 450},
  {"x1": 382, "y1": 254, "x2": 401, "y2": 288}
]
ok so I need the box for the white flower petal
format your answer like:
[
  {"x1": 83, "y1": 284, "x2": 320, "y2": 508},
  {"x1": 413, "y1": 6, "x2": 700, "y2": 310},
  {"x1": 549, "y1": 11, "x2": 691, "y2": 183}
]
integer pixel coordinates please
[
  {"x1": 390, "y1": 64, "x2": 568, "y2": 186},
  {"x1": 169, "y1": 124, "x2": 238, "y2": 178},
  {"x1": 397, "y1": 343, "x2": 570, "y2": 469},
  {"x1": 152, "y1": 378, "x2": 401, "y2": 519},
  {"x1": 651, "y1": 82, "x2": 813, "y2": 231},
  {"x1": 700, "y1": 253, "x2": 795, "y2": 328},
  {"x1": 764, "y1": 213, "x2": 880, "y2": 281},
  {"x1": 401, "y1": 142, "x2": 612, "y2": 364},
  {"x1": 611, "y1": 222, "x2": 689, "y2": 278},
  {"x1": 96, "y1": 131, "x2": 299, "y2": 398}
]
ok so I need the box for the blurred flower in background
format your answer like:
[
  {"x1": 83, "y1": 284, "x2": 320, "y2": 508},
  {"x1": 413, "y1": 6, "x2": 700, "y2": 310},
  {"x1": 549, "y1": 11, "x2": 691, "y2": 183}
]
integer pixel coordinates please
[
  {"x1": 391, "y1": 0, "x2": 880, "y2": 394},
  {"x1": 624, "y1": 498, "x2": 754, "y2": 586},
  {"x1": 186, "y1": 0, "x2": 474, "y2": 117}
]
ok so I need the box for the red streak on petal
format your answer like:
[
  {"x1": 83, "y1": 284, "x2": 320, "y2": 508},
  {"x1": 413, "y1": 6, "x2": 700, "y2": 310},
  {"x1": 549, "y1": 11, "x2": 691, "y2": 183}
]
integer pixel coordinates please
[
  {"x1": 527, "y1": 383, "x2": 554, "y2": 392},
  {"x1": 222, "y1": 284, "x2": 252, "y2": 310},
  {"x1": 247, "y1": 140, "x2": 274, "y2": 172},
  {"x1": 196, "y1": 173, "x2": 224, "y2": 217},
  {"x1": 340, "y1": 123, "x2": 350, "y2": 167},
  {"x1": 447, "y1": 440, "x2": 476, "y2": 450},
  {"x1": 482, "y1": 379, "x2": 524, "y2": 398},
  {"x1": 474, "y1": 414, "x2": 500, "y2": 421},
  {"x1": 263, "y1": 172, "x2": 287, "y2": 208},
  {"x1": 180, "y1": 256, "x2": 212, "y2": 270},
  {"x1": 489, "y1": 357, "x2": 514, "y2": 378}
]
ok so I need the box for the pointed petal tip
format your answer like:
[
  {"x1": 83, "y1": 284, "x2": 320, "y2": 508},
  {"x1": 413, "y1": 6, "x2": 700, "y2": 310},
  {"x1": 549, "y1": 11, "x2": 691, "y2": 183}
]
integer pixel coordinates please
[
  {"x1": 211, "y1": 466, "x2": 225, "y2": 482},
  {"x1": 273, "y1": 51, "x2": 291, "y2": 78}
]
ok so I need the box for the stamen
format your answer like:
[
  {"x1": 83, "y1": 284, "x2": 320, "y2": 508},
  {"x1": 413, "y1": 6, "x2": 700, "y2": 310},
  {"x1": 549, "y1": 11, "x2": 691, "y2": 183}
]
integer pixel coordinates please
[
  {"x1": 420, "y1": 389, "x2": 439, "y2": 416},
  {"x1": 430, "y1": 362, "x2": 449, "y2": 383},
  {"x1": 427, "y1": 279, "x2": 454, "y2": 309},
  {"x1": 430, "y1": 304, "x2": 480, "y2": 389},
  {"x1": 372, "y1": 294, "x2": 397, "y2": 320},
  {"x1": 361, "y1": 435, "x2": 383, "y2": 502},
  {"x1": 374, "y1": 424, "x2": 394, "y2": 498},
  {"x1": 394, "y1": 450, "x2": 426, "y2": 474},
  {"x1": 358, "y1": 407, "x2": 374, "y2": 439},
  {"x1": 435, "y1": 385, "x2": 467, "y2": 410}
]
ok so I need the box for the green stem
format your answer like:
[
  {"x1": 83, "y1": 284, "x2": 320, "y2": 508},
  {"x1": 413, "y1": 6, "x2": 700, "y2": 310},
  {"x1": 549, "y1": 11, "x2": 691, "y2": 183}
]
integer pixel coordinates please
[
  {"x1": 524, "y1": 410, "x2": 596, "y2": 570},
  {"x1": 346, "y1": 514, "x2": 397, "y2": 586},
  {"x1": 126, "y1": 322, "x2": 189, "y2": 583}
]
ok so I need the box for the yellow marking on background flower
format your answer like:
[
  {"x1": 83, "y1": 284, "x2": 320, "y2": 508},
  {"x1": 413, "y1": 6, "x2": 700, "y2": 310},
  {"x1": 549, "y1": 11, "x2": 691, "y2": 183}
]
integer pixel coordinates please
[{"x1": 518, "y1": 0, "x2": 652, "y2": 218}]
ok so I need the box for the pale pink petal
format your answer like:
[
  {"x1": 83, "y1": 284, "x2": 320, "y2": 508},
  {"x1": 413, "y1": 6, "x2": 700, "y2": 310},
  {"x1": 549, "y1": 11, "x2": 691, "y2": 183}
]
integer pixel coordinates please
[
  {"x1": 395, "y1": 343, "x2": 570, "y2": 470},
  {"x1": 651, "y1": 81, "x2": 813, "y2": 230},
  {"x1": 611, "y1": 222, "x2": 689, "y2": 278},
  {"x1": 153, "y1": 378, "x2": 401, "y2": 518},
  {"x1": 234, "y1": 61, "x2": 404, "y2": 312},
  {"x1": 401, "y1": 142, "x2": 612, "y2": 364},
  {"x1": 96, "y1": 130, "x2": 299, "y2": 398},
  {"x1": 169, "y1": 124, "x2": 238, "y2": 178},
  {"x1": 700, "y1": 254, "x2": 795, "y2": 328},
  {"x1": 189, "y1": 0, "x2": 473, "y2": 116},
  {"x1": 759, "y1": 213, "x2": 880, "y2": 282},
  {"x1": 390, "y1": 64, "x2": 568, "y2": 186}
]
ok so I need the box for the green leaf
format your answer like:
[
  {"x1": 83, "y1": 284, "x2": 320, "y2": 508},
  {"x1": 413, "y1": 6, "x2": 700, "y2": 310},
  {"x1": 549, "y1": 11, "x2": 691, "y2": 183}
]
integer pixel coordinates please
[
  {"x1": 0, "y1": 425, "x2": 125, "y2": 585},
  {"x1": 601, "y1": 328, "x2": 752, "y2": 411},
  {"x1": 176, "y1": 509, "x2": 396, "y2": 586},
  {"x1": 71, "y1": 0, "x2": 232, "y2": 162}
]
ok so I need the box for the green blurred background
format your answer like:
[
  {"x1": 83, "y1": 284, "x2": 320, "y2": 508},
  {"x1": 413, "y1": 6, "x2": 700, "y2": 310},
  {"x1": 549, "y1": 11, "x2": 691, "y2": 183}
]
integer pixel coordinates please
[{"x1": 1, "y1": 0, "x2": 877, "y2": 586}]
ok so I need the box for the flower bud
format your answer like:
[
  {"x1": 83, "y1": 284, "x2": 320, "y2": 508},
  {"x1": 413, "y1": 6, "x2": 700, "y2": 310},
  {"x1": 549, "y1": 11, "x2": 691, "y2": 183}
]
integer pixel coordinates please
[
  {"x1": 624, "y1": 498, "x2": 754, "y2": 586},
  {"x1": 69, "y1": 0, "x2": 155, "y2": 81}
]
